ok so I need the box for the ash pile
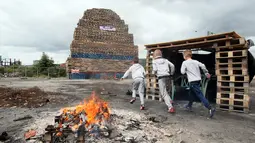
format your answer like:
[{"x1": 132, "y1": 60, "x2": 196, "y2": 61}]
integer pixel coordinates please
[{"x1": 20, "y1": 91, "x2": 175, "y2": 143}]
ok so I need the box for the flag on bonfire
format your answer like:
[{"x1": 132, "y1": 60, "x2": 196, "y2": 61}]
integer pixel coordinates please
[{"x1": 99, "y1": 26, "x2": 116, "y2": 31}]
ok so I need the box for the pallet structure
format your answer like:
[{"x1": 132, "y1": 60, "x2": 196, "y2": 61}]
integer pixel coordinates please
[
  {"x1": 144, "y1": 31, "x2": 251, "y2": 113},
  {"x1": 215, "y1": 39, "x2": 250, "y2": 113},
  {"x1": 66, "y1": 8, "x2": 138, "y2": 79}
]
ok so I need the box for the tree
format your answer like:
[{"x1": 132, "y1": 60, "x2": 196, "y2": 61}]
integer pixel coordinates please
[{"x1": 34, "y1": 52, "x2": 55, "y2": 74}]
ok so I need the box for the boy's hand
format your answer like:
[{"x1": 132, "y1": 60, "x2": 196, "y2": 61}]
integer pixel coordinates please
[{"x1": 206, "y1": 73, "x2": 211, "y2": 79}]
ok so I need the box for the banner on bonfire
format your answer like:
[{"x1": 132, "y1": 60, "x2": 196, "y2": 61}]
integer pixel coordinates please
[
  {"x1": 99, "y1": 26, "x2": 116, "y2": 31},
  {"x1": 71, "y1": 69, "x2": 80, "y2": 73}
]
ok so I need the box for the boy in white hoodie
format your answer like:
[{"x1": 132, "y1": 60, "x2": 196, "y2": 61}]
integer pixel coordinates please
[
  {"x1": 181, "y1": 50, "x2": 215, "y2": 118},
  {"x1": 152, "y1": 50, "x2": 175, "y2": 113},
  {"x1": 121, "y1": 57, "x2": 146, "y2": 110}
]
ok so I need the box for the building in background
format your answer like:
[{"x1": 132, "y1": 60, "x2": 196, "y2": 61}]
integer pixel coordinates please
[
  {"x1": 66, "y1": 8, "x2": 138, "y2": 79},
  {"x1": 33, "y1": 60, "x2": 39, "y2": 65}
]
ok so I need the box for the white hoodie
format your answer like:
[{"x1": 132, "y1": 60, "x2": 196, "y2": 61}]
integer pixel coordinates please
[
  {"x1": 152, "y1": 58, "x2": 175, "y2": 77},
  {"x1": 122, "y1": 63, "x2": 145, "y2": 79}
]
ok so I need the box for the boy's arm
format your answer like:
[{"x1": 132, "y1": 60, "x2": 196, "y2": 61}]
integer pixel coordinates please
[
  {"x1": 167, "y1": 60, "x2": 175, "y2": 75},
  {"x1": 180, "y1": 62, "x2": 186, "y2": 74},
  {"x1": 122, "y1": 66, "x2": 132, "y2": 79},
  {"x1": 142, "y1": 67, "x2": 146, "y2": 76},
  {"x1": 152, "y1": 60, "x2": 157, "y2": 75},
  {"x1": 198, "y1": 61, "x2": 209, "y2": 75}
]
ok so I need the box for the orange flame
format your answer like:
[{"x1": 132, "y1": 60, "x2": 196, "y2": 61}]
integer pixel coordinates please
[{"x1": 59, "y1": 91, "x2": 110, "y2": 131}]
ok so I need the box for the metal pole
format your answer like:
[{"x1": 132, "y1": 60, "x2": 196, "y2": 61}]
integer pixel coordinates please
[
  {"x1": 12, "y1": 64, "x2": 14, "y2": 77},
  {"x1": 25, "y1": 66, "x2": 27, "y2": 77},
  {"x1": 37, "y1": 68, "x2": 39, "y2": 78},
  {"x1": 58, "y1": 68, "x2": 60, "y2": 78},
  {"x1": 48, "y1": 68, "x2": 50, "y2": 78}
]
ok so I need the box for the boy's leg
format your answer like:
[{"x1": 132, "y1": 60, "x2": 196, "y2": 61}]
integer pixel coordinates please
[
  {"x1": 138, "y1": 79, "x2": 145, "y2": 105},
  {"x1": 131, "y1": 80, "x2": 139, "y2": 104},
  {"x1": 158, "y1": 77, "x2": 173, "y2": 109},
  {"x1": 190, "y1": 82, "x2": 211, "y2": 109},
  {"x1": 187, "y1": 87, "x2": 195, "y2": 107}
]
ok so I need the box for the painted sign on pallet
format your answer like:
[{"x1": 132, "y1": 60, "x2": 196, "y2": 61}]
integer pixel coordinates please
[{"x1": 99, "y1": 26, "x2": 116, "y2": 31}]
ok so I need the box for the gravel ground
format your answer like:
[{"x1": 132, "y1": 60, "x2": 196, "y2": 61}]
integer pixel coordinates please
[{"x1": 0, "y1": 78, "x2": 255, "y2": 143}]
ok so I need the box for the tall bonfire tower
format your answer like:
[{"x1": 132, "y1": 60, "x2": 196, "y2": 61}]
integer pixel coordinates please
[{"x1": 66, "y1": 8, "x2": 138, "y2": 79}]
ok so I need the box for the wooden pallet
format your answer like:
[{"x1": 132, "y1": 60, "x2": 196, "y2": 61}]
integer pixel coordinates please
[
  {"x1": 216, "y1": 57, "x2": 247, "y2": 64},
  {"x1": 216, "y1": 98, "x2": 249, "y2": 108},
  {"x1": 216, "y1": 50, "x2": 247, "y2": 59},
  {"x1": 217, "y1": 86, "x2": 249, "y2": 94},
  {"x1": 217, "y1": 82, "x2": 249, "y2": 88},
  {"x1": 217, "y1": 92, "x2": 250, "y2": 101},
  {"x1": 217, "y1": 75, "x2": 249, "y2": 82},
  {"x1": 146, "y1": 78, "x2": 158, "y2": 82},
  {"x1": 216, "y1": 62, "x2": 247, "y2": 69},
  {"x1": 146, "y1": 94, "x2": 162, "y2": 101},
  {"x1": 214, "y1": 44, "x2": 247, "y2": 52},
  {"x1": 146, "y1": 89, "x2": 159, "y2": 94},
  {"x1": 217, "y1": 105, "x2": 249, "y2": 113},
  {"x1": 216, "y1": 68, "x2": 248, "y2": 76}
]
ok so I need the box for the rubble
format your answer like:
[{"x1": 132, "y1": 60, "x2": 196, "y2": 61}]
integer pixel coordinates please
[
  {"x1": 0, "y1": 86, "x2": 63, "y2": 108},
  {"x1": 0, "y1": 132, "x2": 10, "y2": 141},
  {"x1": 24, "y1": 130, "x2": 36, "y2": 140},
  {"x1": 13, "y1": 115, "x2": 33, "y2": 122}
]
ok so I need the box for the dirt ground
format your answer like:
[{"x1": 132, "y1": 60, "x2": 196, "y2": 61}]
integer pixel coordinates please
[{"x1": 0, "y1": 78, "x2": 255, "y2": 143}]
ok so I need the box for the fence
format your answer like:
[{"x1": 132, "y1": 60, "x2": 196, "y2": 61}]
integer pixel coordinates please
[{"x1": 0, "y1": 66, "x2": 66, "y2": 78}]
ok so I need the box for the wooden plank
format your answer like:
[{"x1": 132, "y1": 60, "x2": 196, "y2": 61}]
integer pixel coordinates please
[
  {"x1": 217, "y1": 105, "x2": 249, "y2": 113},
  {"x1": 217, "y1": 82, "x2": 249, "y2": 88},
  {"x1": 146, "y1": 94, "x2": 162, "y2": 102},
  {"x1": 217, "y1": 86, "x2": 249, "y2": 94},
  {"x1": 216, "y1": 92, "x2": 250, "y2": 101},
  {"x1": 146, "y1": 37, "x2": 233, "y2": 50},
  {"x1": 216, "y1": 98, "x2": 250, "y2": 108},
  {"x1": 216, "y1": 57, "x2": 247, "y2": 64},
  {"x1": 216, "y1": 68, "x2": 248, "y2": 76},
  {"x1": 217, "y1": 75, "x2": 249, "y2": 82},
  {"x1": 216, "y1": 62, "x2": 247, "y2": 69},
  {"x1": 215, "y1": 50, "x2": 247, "y2": 59},
  {"x1": 214, "y1": 39, "x2": 247, "y2": 51},
  {"x1": 145, "y1": 31, "x2": 241, "y2": 48}
]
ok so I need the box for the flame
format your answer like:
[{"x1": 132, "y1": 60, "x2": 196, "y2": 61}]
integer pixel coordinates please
[{"x1": 58, "y1": 91, "x2": 110, "y2": 132}]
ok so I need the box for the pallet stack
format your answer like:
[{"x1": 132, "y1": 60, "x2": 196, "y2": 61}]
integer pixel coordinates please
[
  {"x1": 145, "y1": 50, "x2": 161, "y2": 101},
  {"x1": 215, "y1": 38, "x2": 250, "y2": 113},
  {"x1": 67, "y1": 8, "x2": 138, "y2": 79}
]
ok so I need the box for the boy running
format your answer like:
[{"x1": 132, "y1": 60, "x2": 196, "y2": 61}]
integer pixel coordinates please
[
  {"x1": 181, "y1": 50, "x2": 215, "y2": 118},
  {"x1": 121, "y1": 57, "x2": 146, "y2": 110},
  {"x1": 152, "y1": 49, "x2": 175, "y2": 113}
]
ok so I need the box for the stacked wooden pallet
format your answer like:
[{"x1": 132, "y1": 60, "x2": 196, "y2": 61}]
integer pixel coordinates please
[
  {"x1": 215, "y1": 38, "x2": 250, "y2": 113},
  {"x1": 145, "y1": 50, "x2": 161, "y2": 101},
  {"x1": 66, "y1": 8, "x2": 138, "y2": 77}
]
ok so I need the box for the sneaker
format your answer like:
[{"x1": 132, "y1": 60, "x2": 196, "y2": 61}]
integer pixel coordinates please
[
  {"x1": 140, "y1": 105, "x2": 145, "y2": 110},
  {"x1": 168, "y1": 107, "x2": 175, "y2": 113},
  {"x1": 184, "y1": 104, "x2": 192, "y2": 112},
  {"x1": 209, "y1": 108, "x2": 216, "y2": 118},
  {"x1": 129, "y1": 98, "x2": 136, "y2": 104}
]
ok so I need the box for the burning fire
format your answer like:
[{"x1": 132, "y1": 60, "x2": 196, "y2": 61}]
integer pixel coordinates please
[{"x1": 55, "y1": 91, "x2": 110, "y2": 137}]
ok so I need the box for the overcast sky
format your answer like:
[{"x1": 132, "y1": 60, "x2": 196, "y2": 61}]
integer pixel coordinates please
[{"x1": 0, "y1": 0, "x2": 255, "y2": 65}]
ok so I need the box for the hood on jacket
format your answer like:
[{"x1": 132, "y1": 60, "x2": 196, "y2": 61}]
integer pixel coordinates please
[{"x1": 154, "y1": 58, "x2": 166, "y2": 64}]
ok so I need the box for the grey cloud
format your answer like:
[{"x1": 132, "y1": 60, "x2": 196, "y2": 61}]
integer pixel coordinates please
[{"x1": 0, "y1": 0, "x2": 255, "y2": 59}]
